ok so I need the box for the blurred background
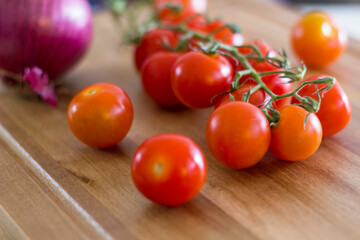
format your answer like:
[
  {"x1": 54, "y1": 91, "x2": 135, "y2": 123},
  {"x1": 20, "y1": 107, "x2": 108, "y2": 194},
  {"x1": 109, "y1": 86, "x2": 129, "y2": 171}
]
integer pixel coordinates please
[
  {"x1": 89, "y1": 0, "x2": 360, "y2": 40},
  {"x1": 279, "y1": 0, "x2": 360, "y2": 40}
]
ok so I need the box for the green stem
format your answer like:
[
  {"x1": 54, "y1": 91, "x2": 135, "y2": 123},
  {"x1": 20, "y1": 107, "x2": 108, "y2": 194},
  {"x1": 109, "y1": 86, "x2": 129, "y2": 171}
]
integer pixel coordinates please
[
  {"x1": 132, "y1": 14, "x2": 335, "y2": 125},
  {"x1": 258, "y1": 70, "x2": 296, "y2": 77},
  {"x1": 236, "y1": 45, "x2": 262, "y2": 57}
]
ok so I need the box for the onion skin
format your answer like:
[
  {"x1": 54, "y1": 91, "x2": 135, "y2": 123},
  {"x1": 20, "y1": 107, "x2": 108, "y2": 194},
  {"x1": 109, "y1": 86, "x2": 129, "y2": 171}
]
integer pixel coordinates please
[{"x1": 0, "y1": 0, "x2": 93, "y2": 79}]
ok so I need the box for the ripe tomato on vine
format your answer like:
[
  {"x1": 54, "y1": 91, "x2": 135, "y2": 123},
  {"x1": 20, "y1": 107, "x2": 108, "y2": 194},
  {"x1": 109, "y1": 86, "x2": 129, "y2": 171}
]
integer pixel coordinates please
[
  {"x1": 269, "y1": 105, "x2": 323, "y2": 161},
  {"x1": 141, "y1": 52, "x2": 183, "y2": 107},
  {"x1": 134, "y1": 28, "x2": 178, "y2": 71},
  {"x1": 292, "y1": 75, "x2": 351, "y2": 137},
  {"x1": 206, "y1": 102, "x2": 271, "y2": 169},
  {"x1": 171, "y1": 51, "x2": 233, "y2": 108}
]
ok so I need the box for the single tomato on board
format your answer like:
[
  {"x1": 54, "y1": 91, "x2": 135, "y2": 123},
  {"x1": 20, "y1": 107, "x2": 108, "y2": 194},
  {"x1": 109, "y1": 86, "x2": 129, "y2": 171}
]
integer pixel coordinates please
[
  {"x1": 291, "y1": 75, "x2": 351, "y2": 137},
  {"x1": 132, "y1": 134, "x2": 207, "y2": 206},
  {"x1": 67, "y1": 83, "x2": 133, "y2": 149},
  {"x1": 291, "y1": 11, "x2": 347, "y2": 68},
  {"x1": 206, "y1": 101, "x2": 271, "y2": 169},
  {"x1": 269, "y1": 105, "x2": 322, "y2": 161}
]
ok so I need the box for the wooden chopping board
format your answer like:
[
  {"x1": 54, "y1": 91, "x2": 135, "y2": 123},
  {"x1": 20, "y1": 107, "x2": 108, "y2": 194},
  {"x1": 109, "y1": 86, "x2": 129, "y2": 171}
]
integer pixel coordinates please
[{"x1": 1, "y1": 0, "x2": 360, "y2": 239}]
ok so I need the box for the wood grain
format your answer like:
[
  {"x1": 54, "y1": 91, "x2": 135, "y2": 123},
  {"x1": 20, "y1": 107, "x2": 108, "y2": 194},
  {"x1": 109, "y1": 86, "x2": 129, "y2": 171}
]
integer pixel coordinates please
[{"x1": 1, "y1": 0, "x2": 360, "y2": 239}]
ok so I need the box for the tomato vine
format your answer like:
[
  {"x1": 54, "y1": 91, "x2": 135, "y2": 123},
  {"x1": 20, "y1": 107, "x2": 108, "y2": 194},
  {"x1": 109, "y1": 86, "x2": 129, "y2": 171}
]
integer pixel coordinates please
[{"x1": 109, "y1": 2, "x2": 335, "y2": 127}]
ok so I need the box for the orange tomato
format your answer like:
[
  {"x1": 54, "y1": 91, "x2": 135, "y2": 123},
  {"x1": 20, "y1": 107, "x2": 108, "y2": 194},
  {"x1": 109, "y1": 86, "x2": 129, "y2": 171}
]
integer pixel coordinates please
[
  {"x1": 291, "y1": 11, "x2": 347, "y2": 68},
  {"x1": 270, "y1": 105, "x2": 322, "y2": 161},
  {"x1": 67, "y1": 83, "x2": 133, "y2": 148}
]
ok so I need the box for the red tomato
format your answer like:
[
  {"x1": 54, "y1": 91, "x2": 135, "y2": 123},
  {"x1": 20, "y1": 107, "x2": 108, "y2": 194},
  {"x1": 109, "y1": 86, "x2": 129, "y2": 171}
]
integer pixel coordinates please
[
  {"x1": 237, "y1": 59, "x2": 292, "y2": 109},
  {"x1": 214, "y1": 83, "x2": 270, "y2": 109},
  {"x1": 186, "y1": 15, "x2": 208, "y2": 31},
  {"x1": 206, "y1": 20, "x2": 243, "y2": 46},
  {"x1": 131, "y1": 134, "x2": 207, "y2": 206},
  {"x1": 154, "y1": 0, "x2": 207, "y2": 14},
  {"x1": 291, "y1": 75, "x2": 352, "y2": 137},
  {"x1": 236, "y1": 40, "x2": 276, "y2": 68},
  {"x1": 141, "y1": 52, "x2": 183, "y2": 107},
  {"x1": 171, "y1": 51, "x2": 233, "y2": 108},
  {"x1": 187, "y1": 20, "x2": 244, "y2": 53},
  {"x1": 206, "y1": 101, "x2": 271, "y2": 169},
  {"x1": 270, "y1": 105, "x2": 322, "y2": 161},
  {"x1": 233, "y1": 40, "x2": 292, "y2": 108},
  {"x1": 238, "y1": 40, "x2": 275, "y2": 58},
  {"x1": 155, "y1": 0, "x2": 207, "y2": 26},
  {"x1": 255, "y1": 61, "x2": 293, "y2": 108},
  {"x1": 291, "y1": 11, "x2": 347, "y2": 68},
  {"x1": 67, "y1": 83, "x2": 133, "y2": 148},
  {"x1": 134, "y1": 29, "x2": 178, "y2": 71},
  {"x1": 158, "y1": 8, "x2": 197, "y2": 26}
]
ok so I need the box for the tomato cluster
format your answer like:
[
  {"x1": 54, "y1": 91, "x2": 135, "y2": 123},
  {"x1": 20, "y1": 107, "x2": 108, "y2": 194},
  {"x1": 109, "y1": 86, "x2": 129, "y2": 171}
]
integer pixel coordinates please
[
  {"x1": 133, "y1": 1, "x2": 351, "y2": 168},
  {"x1": 66, "y1": 0, "x2": 352, "y2": 207}
]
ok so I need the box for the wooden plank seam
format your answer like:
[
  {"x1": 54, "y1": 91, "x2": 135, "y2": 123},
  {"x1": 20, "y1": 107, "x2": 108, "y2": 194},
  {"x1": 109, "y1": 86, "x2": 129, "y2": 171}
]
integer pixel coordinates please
[{"x1": 0, "y1": 123, "x2": 113, "y2": 240}]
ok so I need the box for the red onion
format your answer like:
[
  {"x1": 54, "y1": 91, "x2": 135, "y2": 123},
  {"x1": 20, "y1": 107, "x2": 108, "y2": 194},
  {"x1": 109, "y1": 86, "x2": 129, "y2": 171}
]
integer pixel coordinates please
[{"x1": 0, "y1": 0, "x2": 93, "y2": 79}]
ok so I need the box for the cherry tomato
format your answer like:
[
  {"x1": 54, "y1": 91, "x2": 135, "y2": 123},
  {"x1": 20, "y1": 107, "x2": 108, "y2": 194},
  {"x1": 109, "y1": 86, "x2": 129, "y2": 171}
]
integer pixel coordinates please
[
  {"x1": 291, "y1": 11, "x2": 347, "y2": 68},
  {"x1": 187, "y1": 21, "x2": 243, "y2": 53},
  {"x1": 237, "y1": 59, "x2": 292, "y2": 108},
  {"x1": 132, "y1": 134, "x2": 207, "y2": 206},
  {"x1": 155, "y1": 0, "x2": 207, "y2": 26},
  {"x1": 234, "y1": 40, "x2": 292, "y2": 108},
  {"x1": 206, "y1": 101, "x2": 271, "y2": 169},
  {"x1": 141, "y1": 52, "x2": 183, "y2": 107},
  {"x1": 67, "y1": 83, "x2": 133, "y2": 149},
  {"x1": 158, "y1": 8, "x2": 197, "y2": 26},
  {"x1": 171, "y1": 51, "x2": 233, "y2": 108},
  {"x1": 236, "y1": 40, "x2": 276, "y2": 68},
  {"x1": 154, "y1": 0, "x2": 207, "y2": 14},
  {"x1": 238, "y1": 40, "x2": 276, "y2": 58},
  {"x1": 186, "y1": 15, "x2": 208, "y2": 31},
  {"x1": 205, "y1": 20, "x2": 243, "y2": 46},
  {"x1": 240, "y1": 65, "x2": 292, "y2": 108},
  {"x1": 134, "y1": 28, "x2": 178, "y2": 71},
  {"x1": 270, "y1": 105, "x2": 322, "y2": 161},
  {"x1": 254, "y1": 61, "x2": 292, "y2": 108},
  {"x1": 291, "y1": 75, "x2": 352, "y2": 137},
  {"x1": 214, "y1": 83, "x2": 270, "y2": 109}
]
